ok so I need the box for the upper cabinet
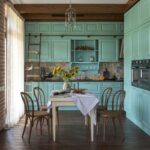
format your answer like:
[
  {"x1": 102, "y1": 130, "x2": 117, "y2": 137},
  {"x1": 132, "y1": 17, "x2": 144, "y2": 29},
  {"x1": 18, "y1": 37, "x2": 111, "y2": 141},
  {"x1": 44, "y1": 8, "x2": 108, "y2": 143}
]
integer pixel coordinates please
[
  {"x1": 25, "y1": 22, "x2": 123, "y2": 35},
  {"x1": 71, "y1": 39, "x2": 98, "y2": 63},
  {"x1": 124, "y1": 3, "x2": 140, "y2": 33},
  {"x1": 99, "y1": 37, "x2": 118, "y2": 62},
  {"x1": 140, "y1": 0, "x2": 150, "y2": 25},
  {"x1": 52, "y1": 39, "x2": 70, "y2": 62}
]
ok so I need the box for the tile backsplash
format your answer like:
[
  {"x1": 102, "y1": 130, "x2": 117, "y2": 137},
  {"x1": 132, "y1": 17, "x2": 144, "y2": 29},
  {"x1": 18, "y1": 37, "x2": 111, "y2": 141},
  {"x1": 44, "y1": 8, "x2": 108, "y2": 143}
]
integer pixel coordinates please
[
  {"x1": 25, "y1": 61, "x2": 124, "y2": 81},
  {"x1": 99, "y1": 62, "x2": 124, "y2": 79}
]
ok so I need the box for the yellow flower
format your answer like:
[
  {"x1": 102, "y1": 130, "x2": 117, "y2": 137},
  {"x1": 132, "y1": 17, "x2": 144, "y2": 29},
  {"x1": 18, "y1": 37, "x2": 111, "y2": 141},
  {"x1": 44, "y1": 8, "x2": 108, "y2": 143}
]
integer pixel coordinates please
[{"x1": 52, "y1": 65, "x2": 79, "y2": 81}]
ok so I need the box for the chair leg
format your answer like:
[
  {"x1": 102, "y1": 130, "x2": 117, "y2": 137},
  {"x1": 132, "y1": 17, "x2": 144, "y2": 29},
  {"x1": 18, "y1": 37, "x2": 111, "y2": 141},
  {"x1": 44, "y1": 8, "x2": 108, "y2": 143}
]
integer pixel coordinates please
[
  {"x1": 103, "y1": 117, "x2": 109, "y2": 142},
  {"x1": 118, "y1": 116, "x2": 124, "y2": 135},
  {"x1": 112, "y1": 118, "x2": 116, "y2": 135},
  {"x1": 39, "y1": 117, "x2": 43, "y2": 135},
  {"x1": 28, "y1": 118, "x2": 33, "y2": 143},
  {"x1": 47, "y1": 117, "x2": 51, "y2": 140},
  {"x1": 22, "y1": 116, "x2": 28, "y2": 138},
  {"x1": 36, "y1": 119, "x2": 39, "y2": 129}
]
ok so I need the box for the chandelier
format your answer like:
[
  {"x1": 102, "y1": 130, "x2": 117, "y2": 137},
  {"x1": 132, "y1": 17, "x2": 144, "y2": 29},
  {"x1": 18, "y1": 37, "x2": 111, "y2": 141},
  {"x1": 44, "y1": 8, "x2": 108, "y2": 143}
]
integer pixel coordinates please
[{"x1": 65, "y1": 0, "x2": 76, "y2": 29}]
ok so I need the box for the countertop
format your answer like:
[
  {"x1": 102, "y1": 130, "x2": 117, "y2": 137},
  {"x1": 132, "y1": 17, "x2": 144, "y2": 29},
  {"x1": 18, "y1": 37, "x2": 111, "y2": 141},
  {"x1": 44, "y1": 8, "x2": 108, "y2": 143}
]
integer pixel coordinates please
[{"x1": 26, "y1": 79, "x2": 124, "y2": 82}]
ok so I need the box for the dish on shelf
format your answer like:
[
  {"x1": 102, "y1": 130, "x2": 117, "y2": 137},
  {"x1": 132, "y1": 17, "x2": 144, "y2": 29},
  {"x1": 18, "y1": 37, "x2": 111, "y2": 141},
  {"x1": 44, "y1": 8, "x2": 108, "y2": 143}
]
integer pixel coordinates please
[{"x1": 75, "y1": 46, "x2": 94, "y2": 50}]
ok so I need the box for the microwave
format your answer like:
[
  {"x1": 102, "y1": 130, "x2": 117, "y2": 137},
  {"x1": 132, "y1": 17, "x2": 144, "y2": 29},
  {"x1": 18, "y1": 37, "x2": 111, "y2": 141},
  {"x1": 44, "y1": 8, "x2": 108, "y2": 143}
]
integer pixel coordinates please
[{"x1": 131, "y1": 59, "x2": 150, "y2": 91}]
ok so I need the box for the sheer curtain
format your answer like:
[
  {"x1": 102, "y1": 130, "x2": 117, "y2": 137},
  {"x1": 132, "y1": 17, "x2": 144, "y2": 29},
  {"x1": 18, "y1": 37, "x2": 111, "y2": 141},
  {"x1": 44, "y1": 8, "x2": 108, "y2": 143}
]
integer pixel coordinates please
[{"x1": 5, "y1": 4, "x2": 24, "y2": 127}]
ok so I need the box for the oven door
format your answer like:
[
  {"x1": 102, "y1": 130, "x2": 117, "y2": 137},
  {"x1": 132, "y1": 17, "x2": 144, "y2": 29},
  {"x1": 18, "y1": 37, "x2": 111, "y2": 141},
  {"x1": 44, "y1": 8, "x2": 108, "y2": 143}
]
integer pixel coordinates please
[
  {"x1": 139, "y1": 67, "x2": 150, "y2": 90},
  {"x1": 131, "y1": 67, "x2": 141, "y2": 86}
]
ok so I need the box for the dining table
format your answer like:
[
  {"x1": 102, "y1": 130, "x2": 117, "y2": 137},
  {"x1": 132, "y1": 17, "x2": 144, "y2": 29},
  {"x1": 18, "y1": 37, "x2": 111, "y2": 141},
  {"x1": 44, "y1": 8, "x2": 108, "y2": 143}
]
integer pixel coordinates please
[{"x1": 50, "y1": 92, "x2": 99, "y2": 142}]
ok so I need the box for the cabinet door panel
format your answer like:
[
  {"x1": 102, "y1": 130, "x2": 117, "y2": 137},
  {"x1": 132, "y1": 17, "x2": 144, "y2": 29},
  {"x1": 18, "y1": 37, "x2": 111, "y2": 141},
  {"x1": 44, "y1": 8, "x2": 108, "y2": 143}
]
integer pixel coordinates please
[
  {"x1": 52, "y1": 23, "x2": 68, "y2": 33},
  {"x1": 139, "y1": 24, "x2": 150, "y2": 59},
  {"x1": 100, "y1": 23, "x2": 118, "y2": 34},
  {"x1": 99, "y1": 38, "x2": 118, "y2": 62},
  {"x1": 140, "y1": 0, "x2": 150, "y2": 25},
  {"x1": 25, "y1": 22, "x2": 39, "y2": 34},
  {"x1": 85, "y1": 23, "x2": 98, "y2": 33},
  {"x1": 41, "y1": 40, "x2": 52, "y2": 62},
  {"x1": 132, "y1": 30, "x2": 139, "y2": 60},
  {"x1": 79, "y1": 82, "x2": 100, "y2": 94},
  {"x1": 52, "y1": 40, "x2": 70, "y2": 62},
  {"x1": 39, "y1": 23, "x2": 51, "y2": 33}
]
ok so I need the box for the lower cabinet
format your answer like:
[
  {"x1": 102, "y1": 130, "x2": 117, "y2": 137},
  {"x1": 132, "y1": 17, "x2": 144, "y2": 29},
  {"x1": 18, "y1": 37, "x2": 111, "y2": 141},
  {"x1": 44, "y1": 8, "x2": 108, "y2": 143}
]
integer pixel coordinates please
[
  {"x1": 25, "y1": 81, "x2": 123, "y2": 111},
  {"x1": 126, "y1": 87, "x2": 150, "y2": 135}
]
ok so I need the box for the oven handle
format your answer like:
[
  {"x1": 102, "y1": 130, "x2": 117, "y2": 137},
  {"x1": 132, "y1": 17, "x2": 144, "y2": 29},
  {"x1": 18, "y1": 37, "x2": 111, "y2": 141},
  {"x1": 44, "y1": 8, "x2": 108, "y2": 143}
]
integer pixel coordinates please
[
  {"x1": 140, "y1": 69, "x2": 143, "y2": 78},
  {"x1": 131, "y1": 69, "x2": 133, "y2": 82}
]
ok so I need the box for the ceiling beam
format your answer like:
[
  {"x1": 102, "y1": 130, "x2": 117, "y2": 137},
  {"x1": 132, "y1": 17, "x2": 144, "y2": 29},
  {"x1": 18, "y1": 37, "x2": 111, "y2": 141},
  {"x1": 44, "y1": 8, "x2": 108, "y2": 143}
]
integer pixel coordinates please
[
  {"x1": 22, "y1": 13, "x2": 123, "y2": 21},
  {"x1": 14, "y1": 4, "x2": 126, "y2": 14},
  {"x1": 13, "y1": 1, "x2": 139, "y2": 21}
]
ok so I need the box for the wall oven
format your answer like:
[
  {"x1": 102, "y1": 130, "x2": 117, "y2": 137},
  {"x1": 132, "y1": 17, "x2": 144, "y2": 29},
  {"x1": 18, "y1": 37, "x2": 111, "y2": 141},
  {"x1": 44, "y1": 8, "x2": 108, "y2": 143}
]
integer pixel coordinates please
[{"x1": 131, "y1": 59, "x2": 150, "y2": 91}]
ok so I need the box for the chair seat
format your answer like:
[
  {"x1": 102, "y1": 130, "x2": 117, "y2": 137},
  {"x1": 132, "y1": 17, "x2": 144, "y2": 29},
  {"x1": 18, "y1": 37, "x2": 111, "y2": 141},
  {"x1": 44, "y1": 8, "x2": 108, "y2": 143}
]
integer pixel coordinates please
[
  {"x1": 27, "y1": 111, "x2": 49, "y2": 117},
  {"x1": 101, "y1": 111, "x2": 121, "y2": 118}
]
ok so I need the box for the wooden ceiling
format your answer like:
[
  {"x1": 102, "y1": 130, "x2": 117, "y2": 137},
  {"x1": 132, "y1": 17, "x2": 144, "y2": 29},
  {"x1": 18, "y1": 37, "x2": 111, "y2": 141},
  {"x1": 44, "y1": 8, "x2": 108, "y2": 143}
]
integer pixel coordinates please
[{"x1": 14, "y1": 0, "x2": 139, "y2": 21}]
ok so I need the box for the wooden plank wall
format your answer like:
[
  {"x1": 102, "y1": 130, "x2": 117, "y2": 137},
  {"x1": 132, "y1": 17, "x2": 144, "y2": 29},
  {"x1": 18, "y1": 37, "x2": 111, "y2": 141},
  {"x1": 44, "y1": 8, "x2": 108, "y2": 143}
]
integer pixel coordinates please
[{"x1": 0, "y1": 0, "x2": 5, "y2": 131}]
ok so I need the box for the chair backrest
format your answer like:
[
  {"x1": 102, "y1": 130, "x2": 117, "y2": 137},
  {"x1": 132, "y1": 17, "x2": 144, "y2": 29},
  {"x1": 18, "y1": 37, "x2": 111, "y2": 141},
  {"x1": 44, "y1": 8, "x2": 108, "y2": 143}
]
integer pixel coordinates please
[
  {"x1": 21, "y1": 92, "x2": 34, "y2": 116},
  {"x1": 100, "y1": 87, "x2": 112, "y2": 107},
  {"x1": 33, "y1": 87, "x2": 46, "y2": 111},
  {"x1": 111, "y1": 90, "x2": 126, "y2": 112}
]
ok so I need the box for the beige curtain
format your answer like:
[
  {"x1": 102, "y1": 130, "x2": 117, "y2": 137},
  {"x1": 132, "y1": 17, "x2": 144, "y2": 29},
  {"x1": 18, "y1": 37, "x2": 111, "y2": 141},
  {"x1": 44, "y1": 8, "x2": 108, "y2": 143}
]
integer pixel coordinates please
[{"x1": 5, "y1": 4, "x2": 24, "y2": 127}]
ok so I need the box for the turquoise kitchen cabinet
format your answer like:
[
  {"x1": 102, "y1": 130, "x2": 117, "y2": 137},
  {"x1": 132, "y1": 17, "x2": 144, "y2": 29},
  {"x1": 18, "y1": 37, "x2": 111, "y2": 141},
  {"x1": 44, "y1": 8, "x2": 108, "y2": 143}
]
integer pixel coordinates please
[
  {"x1": 132, "y1": 30, "x2": 140, "y2": 60},
  {"x1": 25, "y1": 35, "x2": 41, "y2": 62},
  {"x1": 24, "y1": 82, "x2": 39, "y2": 110},
  {"x1": 124, "y1": 0, "x2": 150, "y2": 135},
  {"x1": 40, "y1": 37, "x2": 52, "y2": 62},
  {"x1": 53, "y1": 82, "x2": 64, "y2": 90},
  {"x1": 124, "y1": 4, "x2": 140, "y2": 33},
  {"x1": 84, "y1": 23, "x2": 99, "y2": 34},
  {"x1": 99, "y1": 37, "x2": 118, "y2": 62},
  {"x1": 79, "y1": 82, "x2": 100, "y2": 94},
  {"x1": 71, "y1": 23, "x2": 84, "y2": 34},
  {"x1": 100, "y1": 22, "x2": 119, "y2": 35},
  {"x1": 140, "y1": 0, "x2": 150, "y2": 25},
  {"x1": 71, "y1": 39, "x2": 98, "y2": 63},
  {"x1": 25, "y1": 22, "x2": 39, "y2": 34},
  {"x1": 39, "y1": 22, "x2": 51, "y2": 33},
  {"x1": 25, "y1": 22, "x2": 123, "y2": 35},
  {"x1": 52, "y1": 39, "x2": 70, "y2": 62},
  {"x1": 51, "y1": 22, "x2": 69, "y2": 34},
  {"x1": 139, "y1": 22, "x2": 150, "y2": 59}
]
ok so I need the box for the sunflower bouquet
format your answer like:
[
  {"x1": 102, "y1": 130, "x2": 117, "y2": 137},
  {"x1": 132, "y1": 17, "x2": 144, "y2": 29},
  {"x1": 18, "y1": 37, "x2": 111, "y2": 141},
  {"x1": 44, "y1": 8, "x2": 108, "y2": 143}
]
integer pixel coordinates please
[{"x1": 52, "y1": 65, "x2": 79, "y2": 81}]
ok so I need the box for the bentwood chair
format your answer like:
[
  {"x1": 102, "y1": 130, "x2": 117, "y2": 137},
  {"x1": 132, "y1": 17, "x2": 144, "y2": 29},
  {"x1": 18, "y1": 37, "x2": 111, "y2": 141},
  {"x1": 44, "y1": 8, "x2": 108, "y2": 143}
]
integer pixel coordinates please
[
  {"x1": 33, "y1": 87, "x2": 59, "y2": 125},
  {"x1": 21, "y1": 92, "x2": 50, "y2": 143},
  {"x1": 96, "y1": 87, "x2": 112, "y2": 134},
  {"x1": 100, "y1": 90, "x2": 126, "y2": 141}
]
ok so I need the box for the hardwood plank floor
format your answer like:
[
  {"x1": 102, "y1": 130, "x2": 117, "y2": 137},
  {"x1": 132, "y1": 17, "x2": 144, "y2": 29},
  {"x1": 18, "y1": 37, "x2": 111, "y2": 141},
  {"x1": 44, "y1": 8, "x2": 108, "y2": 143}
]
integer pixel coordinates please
[{"x1": 0, "y1": 111, "x2": 150, "y2": 150}]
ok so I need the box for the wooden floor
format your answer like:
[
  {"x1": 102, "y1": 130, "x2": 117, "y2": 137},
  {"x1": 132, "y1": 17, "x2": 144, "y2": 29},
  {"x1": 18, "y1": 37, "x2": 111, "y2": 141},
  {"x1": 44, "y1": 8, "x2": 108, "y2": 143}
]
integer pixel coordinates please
[{"x1": 0, "y1": 111, "x2": 150, "y2": 150}]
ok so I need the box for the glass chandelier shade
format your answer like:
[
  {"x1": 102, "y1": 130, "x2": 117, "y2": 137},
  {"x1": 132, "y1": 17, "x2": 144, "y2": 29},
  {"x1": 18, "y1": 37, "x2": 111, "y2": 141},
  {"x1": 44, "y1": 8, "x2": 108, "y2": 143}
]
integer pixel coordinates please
[{"x1": 65, "y1": 0, "x2": 76, "y2": 29}]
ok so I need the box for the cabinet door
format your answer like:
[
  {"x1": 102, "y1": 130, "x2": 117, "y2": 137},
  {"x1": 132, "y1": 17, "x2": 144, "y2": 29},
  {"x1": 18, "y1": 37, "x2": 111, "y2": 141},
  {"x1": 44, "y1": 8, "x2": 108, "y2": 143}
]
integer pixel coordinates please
[
  {"x1": 139, "y1": 23, "x2": 150, "y2": 59},
  {"x1": 52, "y1": 22, "x2": 69, "y2": 34},
  {"x1": 99, "y1": 38, "x2": 118, "y2": 62},
  {"x1": 84, "y1": 23, "x2": 98, "y2": 34},
  {"x1": 25, "y1": 22, "x2": 39, "y2": 34},
  {"x1": 132, "y1": 30, "x2": 139, "y2": 60},
  {"x1": 79, "y1": 82, "x2": 100, "y2": 94},
  {"x1": 53, "y1": 82, "x2": 63, "y2": 90},
  {"x1": 52, "y1": 40, "x2": 70, "y2": 62},
  {"x1": 41, "y1": 37, "x2": 52, "y2": 62},
  {"x1": 100, "y1": 22, "x2": 119, "y2": 35},
  {"x1": 124, "y1": 10, "x2": 132, "y2": 33},
  {"x1": 71, "y1": 23, "x2": 84, "y2": 34},
  {"x1": 39, "y1": 22, "x2": 52, "y2": 33},
  {"x1": 140, "y1": 0, "x2": 150, "y2": 25}
]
